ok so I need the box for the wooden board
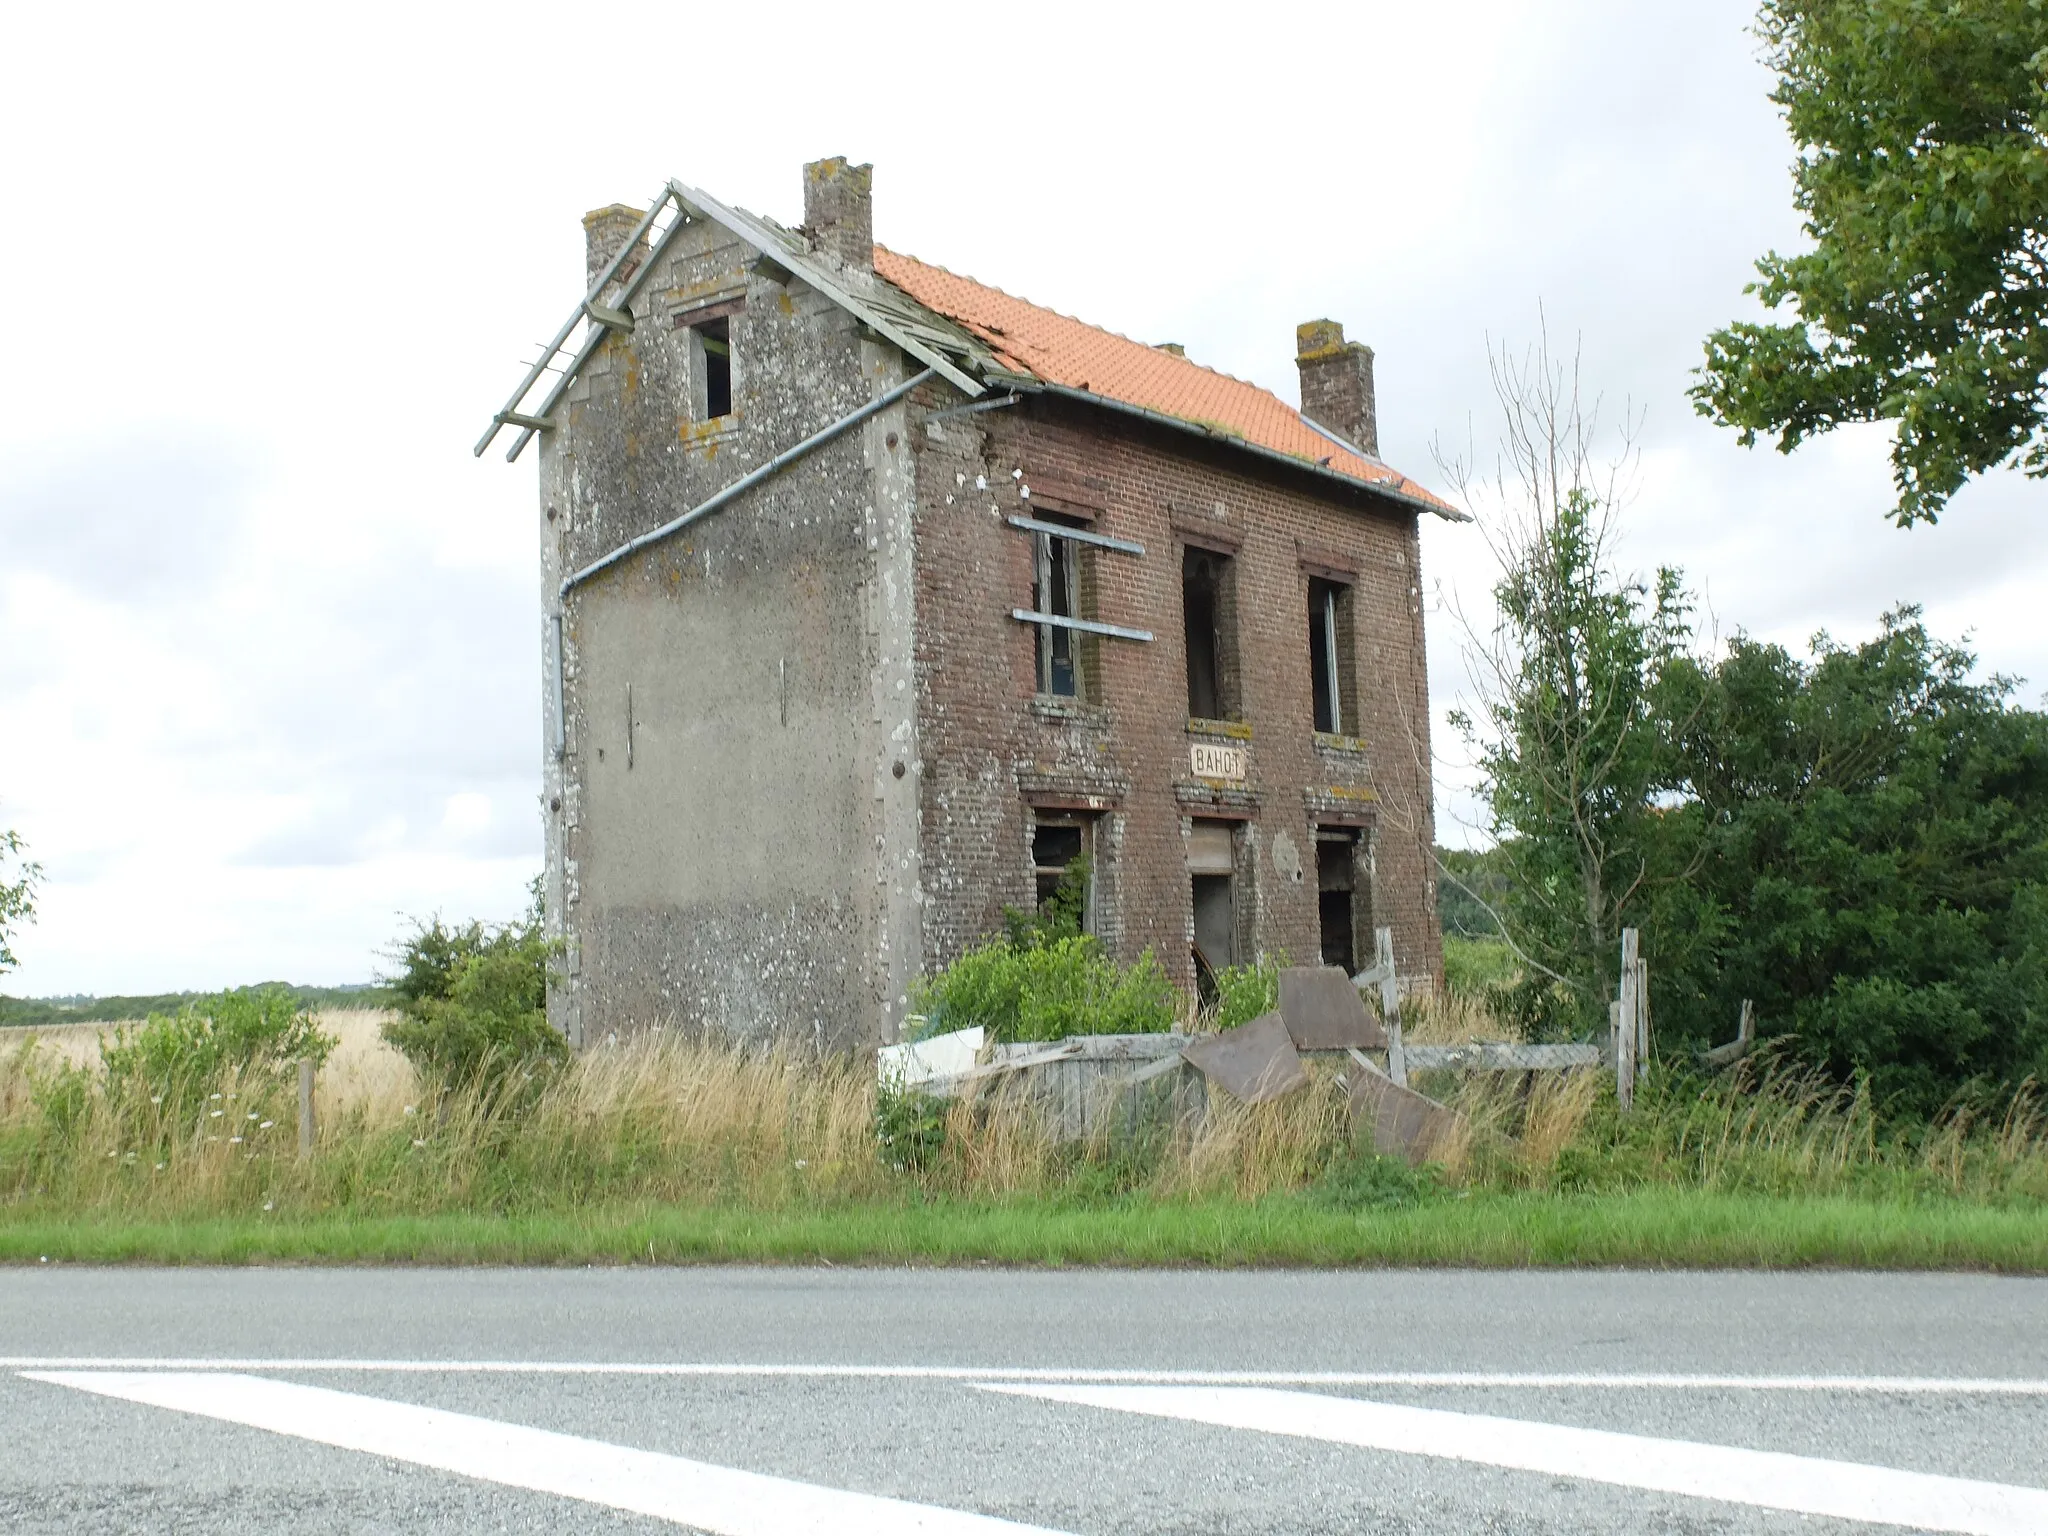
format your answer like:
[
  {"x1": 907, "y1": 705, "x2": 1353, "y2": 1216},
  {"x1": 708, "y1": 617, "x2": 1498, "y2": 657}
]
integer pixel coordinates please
[
  {"x1": 1348, "y1": 1071, "x2": 1461, "y2": 1165},
  {"x1": 1403, "y1": 1042, "x2": 1601, "y2": 1072},
  {"x1": 1278, "y1": 966, "x2": 1387, "y2": 1051},
  {"x1": 982, "y1": 1033, "x2": 1201, "y2": 1142},
  {"x1": 1181, "y1": 1012, "x2": 1310, "y2": 1104}
]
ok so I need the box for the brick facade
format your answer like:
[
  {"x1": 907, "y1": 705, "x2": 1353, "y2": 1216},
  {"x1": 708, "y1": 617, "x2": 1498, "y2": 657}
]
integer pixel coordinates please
[{"x1": 910, "y1": 390, "x2": 1441, "y2": 997}]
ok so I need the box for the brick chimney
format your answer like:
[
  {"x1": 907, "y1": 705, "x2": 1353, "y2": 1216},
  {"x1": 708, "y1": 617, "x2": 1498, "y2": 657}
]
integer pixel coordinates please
[
  {"x1": 583, "y1": 203, "x2": 647, "y2": 286},
  {"x1": 803, "y1": 156, "x2": 873, "y2": 272},
  {"x1": 1295, "y1": 319, "x2": 1378, "y2": 459}
]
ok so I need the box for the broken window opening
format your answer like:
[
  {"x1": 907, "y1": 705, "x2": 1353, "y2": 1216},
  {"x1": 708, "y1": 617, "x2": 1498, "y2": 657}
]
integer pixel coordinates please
[
  {"x1": 1308, "y1": 577, "x2": 1353, "y2": 735},
  {"x1": 697, "y1": 317, "x2": 733, "y2": 420},
  {"x1": 1030, "y1": 818, "x2": 1090, "y2": 936},
  {"x1": 1188, "y1": 818, "x2": 1238, "y2": 1000},
  {"x1": 1182, "y1": 547, "x2": 1239, "y2": 722},
  {"x1": 1032, "y1": 515, "x2": 1088, "y2": 698},
  {"x1": 1316, "y1": 830, "x2": 1367, "y2": 975}
]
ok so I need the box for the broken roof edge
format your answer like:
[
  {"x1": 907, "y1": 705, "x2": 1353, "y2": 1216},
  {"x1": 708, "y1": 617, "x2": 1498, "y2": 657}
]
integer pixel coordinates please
[
  {"x1": 873, "y1": 244, "x2": 1283, "y2": 399},
  {"x1": 667, "y1": 180, "x2": 986, "y2": 400},
  {"x1": 1008, "y1": 382, "x2": 1471, "y2": 523}
]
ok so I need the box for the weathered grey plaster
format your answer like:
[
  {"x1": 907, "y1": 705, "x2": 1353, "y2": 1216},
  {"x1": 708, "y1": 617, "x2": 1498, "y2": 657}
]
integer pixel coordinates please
[
  {"x1": 540, "y1": 210, "x2": 938, "y2": 1049},
  {"x1": 859, "y1": 340, "x2": 923, "y2": 1042}
]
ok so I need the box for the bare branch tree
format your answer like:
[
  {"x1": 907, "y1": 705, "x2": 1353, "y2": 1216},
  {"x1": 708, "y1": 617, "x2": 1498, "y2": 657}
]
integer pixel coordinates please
[{"x1": 1431, "y1": 319, "x2": 1702, "y2": 1027}]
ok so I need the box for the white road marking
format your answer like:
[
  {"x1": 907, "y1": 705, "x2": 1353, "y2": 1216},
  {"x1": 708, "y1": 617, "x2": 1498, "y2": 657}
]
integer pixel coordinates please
[
  {"x1": 7, "y1": 1357, "x2": 2048, "y2": 1392},
  {"x1": 25, "y1": 1371, "x2": 1071, "y2": 1536},
  {"x1": 984, "y1": 1383, "x2": 2048, "y2": 1536}
]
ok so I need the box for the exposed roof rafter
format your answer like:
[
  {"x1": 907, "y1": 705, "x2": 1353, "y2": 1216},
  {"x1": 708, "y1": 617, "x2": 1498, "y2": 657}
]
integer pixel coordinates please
[{"x1": 667, "y1": 181, "x2": 985, "y2": 400}]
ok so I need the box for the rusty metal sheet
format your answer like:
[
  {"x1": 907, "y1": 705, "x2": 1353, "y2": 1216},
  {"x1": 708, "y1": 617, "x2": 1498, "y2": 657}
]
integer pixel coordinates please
[
  {"x1": 1347, "y1": 1070, "x2": 1461, "y2": 1164},
  {"x1": 1279, "y1": 966, "x2": 1387, "y2": 1051},
  {"x1": 1180, "y1": 1011, "x2": 1309, "y2": 1104}
]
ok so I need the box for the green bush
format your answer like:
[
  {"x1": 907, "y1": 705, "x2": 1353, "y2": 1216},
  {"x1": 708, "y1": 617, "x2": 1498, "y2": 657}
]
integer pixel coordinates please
[
  {"x1": 100, "y1": 987, "x2": 333, "y2": 1127},
  {"x1": 1309, "y1": 1147, "x2": 1443, "y2": 1211},
  {"x1": 1211, "y1": 955, "x2": 1280, "y2": 1029},
  {"x1": 1001, "y1": 855, "x2": 1089, "y2": 951},
  {"x1": 874, "y1": 1085, "x2": 950, "y2": 1173},
  {"x1": 914, "y1": 934, "x2": 1178, "y2": 1043},
  {"x1": 381, "y1": 907, "x2": 565, "y2": 1098},
  {"x1": 24, "y1": 1050, "x2": 91, "y2": 1137}
]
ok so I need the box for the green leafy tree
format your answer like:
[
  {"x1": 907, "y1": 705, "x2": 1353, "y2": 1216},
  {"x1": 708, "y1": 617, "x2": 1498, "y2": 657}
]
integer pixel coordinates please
[
  {"x1": 0, "y1": 818, "x2": 42, "y2": 975},
  {"x1": 1695, "y1": 0, "x2": 2048, "y2": 524},
  {"x1": 1659, "y1": 610, "x2": 2048, "y2": 1112}
]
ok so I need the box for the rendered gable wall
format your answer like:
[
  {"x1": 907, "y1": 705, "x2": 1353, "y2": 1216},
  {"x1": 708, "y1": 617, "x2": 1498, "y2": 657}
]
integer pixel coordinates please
[{"x1": 538, "y1": 213, "x2": 925, "y2": 1049}]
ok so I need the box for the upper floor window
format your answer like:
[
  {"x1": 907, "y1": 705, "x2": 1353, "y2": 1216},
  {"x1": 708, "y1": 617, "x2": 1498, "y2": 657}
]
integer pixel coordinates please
[
  {"x1": 1182, "y1": 547, "x2": 1239, "y2": 722},
  {"x1": 1308, "y1": 576, "x2": 1355, "y2": 735},
  {"x1": 1007, "y1": 502, "x2": 1150, "y2": 700},
  {"x1": 1033, "y1": 514, "x2": 1090, "y2": 698},
  {"x1": 691, "y1": 317, "x2": 734, "y2": 420}
]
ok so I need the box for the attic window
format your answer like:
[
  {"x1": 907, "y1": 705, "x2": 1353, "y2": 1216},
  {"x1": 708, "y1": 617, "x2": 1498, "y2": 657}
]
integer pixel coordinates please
[{"x1": 695, "y1": 317, "x2": 733, "y2": 420}]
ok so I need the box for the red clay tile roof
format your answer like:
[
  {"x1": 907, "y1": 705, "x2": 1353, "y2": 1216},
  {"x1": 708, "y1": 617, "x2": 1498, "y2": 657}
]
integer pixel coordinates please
[{"x1": 873, "y1": 246, "x2": 1456, "y2": 515}]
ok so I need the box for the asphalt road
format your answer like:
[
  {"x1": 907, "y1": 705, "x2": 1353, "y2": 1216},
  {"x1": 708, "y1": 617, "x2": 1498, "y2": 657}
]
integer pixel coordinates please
[{"x1": 4, "y1": 1267, "x2": 2047, "y2": 1534}]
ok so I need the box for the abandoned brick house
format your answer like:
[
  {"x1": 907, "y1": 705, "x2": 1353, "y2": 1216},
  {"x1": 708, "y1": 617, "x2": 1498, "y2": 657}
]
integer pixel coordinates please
[{"x1": 477, "y1": 158, "x2": 1462, "y2": 1049}]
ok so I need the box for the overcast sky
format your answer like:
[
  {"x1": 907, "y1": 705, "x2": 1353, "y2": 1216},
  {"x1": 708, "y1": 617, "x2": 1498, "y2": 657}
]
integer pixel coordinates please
[{"x1": 3, "y1": 1, "x2": 2042, "y2": 996}]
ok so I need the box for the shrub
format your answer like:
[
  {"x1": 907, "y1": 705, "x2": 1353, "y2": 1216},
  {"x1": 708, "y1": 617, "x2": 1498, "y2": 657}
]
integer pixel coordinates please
[
  {"x1": 1001, "y1": 855, "x2": 1089, "y2": 951},
  {"x1": 874, "y1": 1085, "x2": 950, "y2": 1173},
  {"x1": 1210, "y1": 955, "x2": 1280, "y2": 1029},
  {"x1": 381, "y1": 907, "x2": 565, "y2": 1098},
  {"x1": 25, "y1": 1049, "x2": 91, "y2": 1137},
  {"x1": 1309, "y1": 1147, "x2": 1443, "y2": 1211},
  {"x1": 100, "y1": 986, "x2": 333, "y2": 1127},
  {"x1": 914, "y1": 934, "x2": 1178, "y2": 1042}
]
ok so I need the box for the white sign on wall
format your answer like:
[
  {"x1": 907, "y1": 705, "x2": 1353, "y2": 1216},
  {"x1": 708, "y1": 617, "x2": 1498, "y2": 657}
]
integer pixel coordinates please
[{"x1": 1190, "y1": 742, "x2": 1247, "y2": 782}]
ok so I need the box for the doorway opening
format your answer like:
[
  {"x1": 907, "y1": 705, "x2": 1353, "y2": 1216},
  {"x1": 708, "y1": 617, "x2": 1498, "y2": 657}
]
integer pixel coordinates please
[
  {"x1": 1188, "y1": 818, "x2": 1237, "y2": 1002},
  {"x1": 1316, "y1": 830, "x2": 1365, "y2": 974}
]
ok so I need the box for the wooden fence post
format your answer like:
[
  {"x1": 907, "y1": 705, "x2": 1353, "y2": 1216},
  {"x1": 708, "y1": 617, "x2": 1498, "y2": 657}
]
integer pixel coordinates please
[
  {"x1": 297, "y1": 1059, "x2": 316, "y2": 1157},
  {"x1": 1374, "y1": 927, "x2": 1407, "y2": 1088},
  {"x1": 1633, "y1": 950, "x2": 1650, "y2": 1084},
  {"x1": 1616, "y1": 930, "x2": 1639, "y2": 1113}
]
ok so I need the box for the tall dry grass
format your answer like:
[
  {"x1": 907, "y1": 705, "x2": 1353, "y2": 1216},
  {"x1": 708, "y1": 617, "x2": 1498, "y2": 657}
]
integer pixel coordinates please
[{"x1": 6, "y1": 1009, "x2": 2048, "y2": 1215}]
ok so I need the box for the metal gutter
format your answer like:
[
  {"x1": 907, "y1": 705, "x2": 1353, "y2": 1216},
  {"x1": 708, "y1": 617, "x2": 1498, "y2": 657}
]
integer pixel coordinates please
[
  {"x1": 1299, "y1": 412, "x2": 1385, "y2": 468},
  {"x1": 1013, "y1": 382, "x2": 1470, "y2": 523},
  {"x1": 558, "y1": 368, "x2": 936, "y2": 598}
]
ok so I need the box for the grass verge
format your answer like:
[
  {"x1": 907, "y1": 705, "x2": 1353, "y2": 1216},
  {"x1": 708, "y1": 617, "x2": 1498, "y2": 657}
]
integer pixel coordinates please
[{"x1": 4, "y1": 1192, "x2": 2045, "y2": 1270}]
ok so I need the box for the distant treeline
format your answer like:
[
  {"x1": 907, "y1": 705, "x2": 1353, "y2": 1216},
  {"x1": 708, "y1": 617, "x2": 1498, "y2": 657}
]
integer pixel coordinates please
[
  {"x1": 0, "y1": 983, "x2": 397, "y2": 1028},
  {"x1": 1436, "y1": 846, "x2": 1511, "y2": 941}
]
